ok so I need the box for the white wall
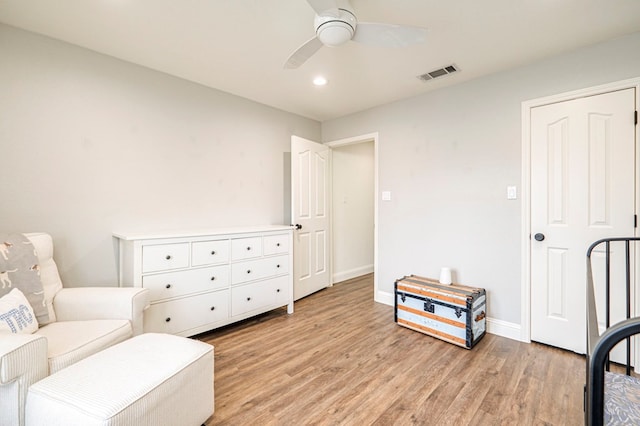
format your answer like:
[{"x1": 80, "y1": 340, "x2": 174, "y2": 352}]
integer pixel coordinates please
[
  {"x1": 0, "y1": 24, "x2": 320, "y2": 287},
  {"x1": 321, "y1": 32, "x2": 640, "y2": 329},
  {"x1": 331, "y1": 141, "x2": 374, "y2": 283}
]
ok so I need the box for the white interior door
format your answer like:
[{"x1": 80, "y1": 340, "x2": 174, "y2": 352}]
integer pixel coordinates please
[
  {"x1": 291, "y1": 135, "x2": 331, "y2": 300},
  {"x1": 530, "y1": 88, "x2": 636, "y2": 354}
]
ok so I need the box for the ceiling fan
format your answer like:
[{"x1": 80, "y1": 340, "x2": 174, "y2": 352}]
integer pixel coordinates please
[{"x1": 284, "y1": 0, "x2": 427, "y2": 69}]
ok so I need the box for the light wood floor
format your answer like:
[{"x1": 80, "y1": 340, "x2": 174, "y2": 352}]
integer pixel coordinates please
[{"x1": 198, "y1": 274, "x2": 585, "y2": 425}]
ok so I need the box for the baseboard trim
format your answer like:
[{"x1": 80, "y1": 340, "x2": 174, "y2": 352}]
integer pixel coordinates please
[
  {"x1": 333, "y1": 264, "x2": 374, "y2": 284},
  {"x1": 486, "y1": 318, "x2": 523, "y2": 341},
  {"x1": 375, "y1": 290, "x2": 394, "y2": 306},
  {"x1": 376, "y1": 290, "x2": 523, "y2": 342}
]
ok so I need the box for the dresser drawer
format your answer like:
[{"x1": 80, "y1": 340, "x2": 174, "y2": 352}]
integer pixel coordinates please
[
  {"x1": 263, "y1": 233, "x2": 289, "y2": 256},
  {"x1": 142, "y1": 243, "x2": 189, "y2": 273},
  {"x1": 192, "y1": 239, "x2": 230, "y2": 266},
  {"x1": 231, "y1": 237, "x2": 262, "y2": 260},
  {"x1": 273, "y1": 276, "x2": 290, "y2": 306},
  {"x1": 231, "y1": 255, "x2": 288, "y2": 285},
  {"x1": 144, "y1": 290, "x2": 229, "y2": 334},
  {"x1": 142, "y1": 265, "x2": 230, "y2": 301},
  {"x1": 231, "y1": 276, "x2": 288, "y2": 316}
]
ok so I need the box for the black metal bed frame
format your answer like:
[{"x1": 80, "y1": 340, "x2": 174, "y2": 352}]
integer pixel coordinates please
[{"x1": 585, "y1": 237, "x2": 640, "y2": 425}]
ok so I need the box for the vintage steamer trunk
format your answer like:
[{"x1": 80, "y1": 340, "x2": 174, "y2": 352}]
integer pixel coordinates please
[{"x1": 394, "y1": 275, "x2": 486, "y2": 349}]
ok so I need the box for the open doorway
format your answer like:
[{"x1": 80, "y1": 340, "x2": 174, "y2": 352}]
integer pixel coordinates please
[
  {"x1": 328, "y1": 133, "x2": 378, "y2": 293},
  {"x1": 331, "y1": 141, "x2": 374, "y2": 283}
]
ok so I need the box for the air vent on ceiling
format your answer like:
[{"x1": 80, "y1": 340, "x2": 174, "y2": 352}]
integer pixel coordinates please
[{"x1": 417, "y1": 64, "x2": 459, "y2": 82}]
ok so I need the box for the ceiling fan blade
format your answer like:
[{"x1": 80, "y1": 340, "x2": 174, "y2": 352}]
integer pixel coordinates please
[
  {"x1": 284, "y1": 36, "x2": 324, "y2": 69},
  {"x1": 305, "y1": 0, "x2": 339, "y2": 17},
  {"x1": 352, "y1": 22, "x2": 427, "y2": 48}
]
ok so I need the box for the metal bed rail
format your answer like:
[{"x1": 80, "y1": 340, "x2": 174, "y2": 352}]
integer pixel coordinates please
[{"x1": 585, "y1": 237, "x2": 640, "y2": 426}]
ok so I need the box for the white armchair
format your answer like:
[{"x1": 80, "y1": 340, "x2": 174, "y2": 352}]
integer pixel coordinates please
[{"x1": 0, "y1": 233, "x2": 149, "y2": 426}]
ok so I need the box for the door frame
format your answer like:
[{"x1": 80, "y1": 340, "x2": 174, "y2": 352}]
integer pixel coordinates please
[
  {"x1": 326, "y1": 132, "x2": 380, "y2": 302},
  {"x1": 521, "y1": 77, "x2": 640, "y2": 343}
]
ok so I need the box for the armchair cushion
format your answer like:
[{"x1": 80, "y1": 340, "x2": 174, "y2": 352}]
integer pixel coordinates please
[
  {"x1": 36, "y1": 320, "x2": 131, "y2": 374},
  {"x1": 39, "y1": 286, "x2": 149, "y2": 374}
]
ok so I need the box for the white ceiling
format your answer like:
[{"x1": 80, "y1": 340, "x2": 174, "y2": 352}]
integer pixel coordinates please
[{"x1": 1, "y1": 0, "x2": 640, "y2": 121}]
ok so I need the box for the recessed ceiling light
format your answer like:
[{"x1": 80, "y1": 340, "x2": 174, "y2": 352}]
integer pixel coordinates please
[{"x1": 313, "y1": 76, "x2": 328, "y2": 86}]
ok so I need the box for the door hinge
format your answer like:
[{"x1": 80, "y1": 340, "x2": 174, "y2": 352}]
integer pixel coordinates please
[
  {"x1": 635, "y1": 110, "x2": 638, "y2": 125},
  {"x1": 635, "y1": 214, "x2": 637, "y2": 228}
]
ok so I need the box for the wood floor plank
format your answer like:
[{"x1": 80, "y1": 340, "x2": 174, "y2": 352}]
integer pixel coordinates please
[{"x1": 199, "y1": 274, "x2": 585, "y2": 425}]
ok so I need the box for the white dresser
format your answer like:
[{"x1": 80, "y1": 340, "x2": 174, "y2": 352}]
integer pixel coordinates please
[{"x1": 114, "y1": 226, "x2": 293, "y2": 337}]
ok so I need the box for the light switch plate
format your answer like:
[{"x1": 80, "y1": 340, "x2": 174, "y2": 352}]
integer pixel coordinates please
[
  {"x1": 507, "y1": 186, "x2": 517, "y2": 200},
  {"x1": 382, "y1": 191, "x2": 391, "y2": 201}
]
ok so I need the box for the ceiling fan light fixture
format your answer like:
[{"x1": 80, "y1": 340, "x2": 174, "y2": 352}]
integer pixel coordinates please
[
  {"x1": 316, "y1": 20, "x2": 354, "y2": 47},
  {"x1": 313, "y1": 9, "x2": 356, "y2": 47}
]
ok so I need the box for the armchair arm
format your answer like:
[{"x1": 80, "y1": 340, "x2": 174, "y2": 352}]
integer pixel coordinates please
[
  {"x1": 0, "y1": 333, "x2": 48, "y2": 426},
  {"x1": 0, "y1": 333, "x2": 47, "y2": 385},
  {"x1": 53, "y1": 287, "x2": 150, "y2": 336}
]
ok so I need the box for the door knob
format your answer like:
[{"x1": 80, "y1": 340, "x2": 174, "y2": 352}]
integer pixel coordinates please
[
  {"x1": 292, "y1": 224, "x2": 302, "y2": 230},
  {"x1": 534, "y1": 233, "x2": 545, "y2": 241}
]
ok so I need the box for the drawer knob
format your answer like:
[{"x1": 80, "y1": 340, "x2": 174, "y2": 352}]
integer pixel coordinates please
[
  {"x1": 210, "y1": 306, "x2": 215, "y2": 311},
  {"x1": 210, "y1": 276, "x2": 216, "y2": 281},
  {"x1": 247, "y1": 269, "x2": 251, "y2": 274},
  {"x1": 247, "y1": 297, "x2": 251, "y2": 301},
  {"x1": 276, "y1": 243, "x2": 280, "y2": 247},
  {"x1": 211, "y1": 250, "x2": 216, "y2": 255},
  {"x1": 276, "y1": 289, "x2": 281, "y2": 293},
  {"x1": 165, "y1": 284, "x2": 172, "y2": 289},
  {"x1": 276, "y1": 264, "x2": 281, "y2": 268},
  {"x1": 165, "y1": 317, "x2": 171, "y2": 322},
  {"x1": 165, "y1": 255, "x2": 172, "y2": 260},
  {"x1": 246, "y1": 246, "x2": 251, "y2": 251}
]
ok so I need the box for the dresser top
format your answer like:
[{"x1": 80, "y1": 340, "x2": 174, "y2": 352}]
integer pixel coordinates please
[{"x1": 113, "y1": 225, "x2": 294, "y2": 241}]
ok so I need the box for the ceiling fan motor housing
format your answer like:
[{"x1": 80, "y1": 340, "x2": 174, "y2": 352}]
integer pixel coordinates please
[{"x1": 314, "y1": 9, "x2": 356, "y2": 47}]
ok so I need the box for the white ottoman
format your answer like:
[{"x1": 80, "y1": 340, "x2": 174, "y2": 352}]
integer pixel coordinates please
[{"x1": 25, "y1": 333, "x2": 214, "y2": 426}]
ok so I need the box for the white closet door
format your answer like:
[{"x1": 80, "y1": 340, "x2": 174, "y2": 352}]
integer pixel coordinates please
[{"x1": 530, "y1": 88, "x2": 636, "y2": 354}]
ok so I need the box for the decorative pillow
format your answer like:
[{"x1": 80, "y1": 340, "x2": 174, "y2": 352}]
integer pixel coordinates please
[
  {"x1": 605, "y1": 371, "x2": 640, "y2": 425},
  {"x1": 0, "y1": 288, "x2": 38, "y2": 334},
  {"x1": 25, "y1": 233, "x2": 62, "y2": 324},
  {"x1": 0, "y1": 233, "x2": 49, "y2": 324}
]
